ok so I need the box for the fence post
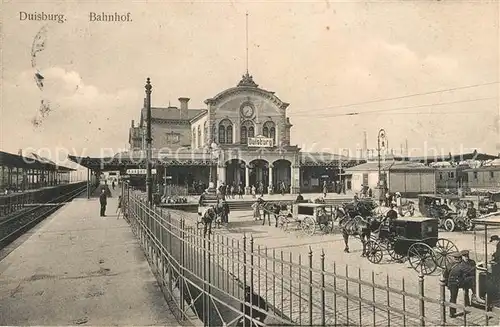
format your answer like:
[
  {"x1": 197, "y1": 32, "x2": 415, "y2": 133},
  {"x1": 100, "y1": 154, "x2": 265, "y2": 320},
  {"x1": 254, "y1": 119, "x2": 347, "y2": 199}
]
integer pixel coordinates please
[
  {"x1": 309, "y1": 247, "x2": 313, "y2": 326},
  {"x1": 180, "y1": 218, "x2": 185, "y2": 320},
  {"x1": 419, "y1": 272, "x2": 425, "y2": 326},
  {"x1": 250, "y1": 236, "x2": 254, "y2": 327},
  {"x1": 321, "y1": 249, "x2": 326, "y2": 327},
  {"x1": 439, "y1": 274, "x2": 446, "y2": 325}
]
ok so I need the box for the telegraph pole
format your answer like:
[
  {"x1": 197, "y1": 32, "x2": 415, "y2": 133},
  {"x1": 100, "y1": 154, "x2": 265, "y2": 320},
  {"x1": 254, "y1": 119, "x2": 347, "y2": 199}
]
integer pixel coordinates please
[{"x1": 145, "y1": 78, "x2": 153, "y2": 205}]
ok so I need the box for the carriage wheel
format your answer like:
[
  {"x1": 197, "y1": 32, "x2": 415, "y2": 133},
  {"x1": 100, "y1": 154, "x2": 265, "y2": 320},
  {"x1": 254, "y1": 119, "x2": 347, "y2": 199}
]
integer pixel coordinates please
[
  {"x1": 434, "y1": 238, "x2": 459, "y2": 269},
  {"x1": 386, "y1": 241, "x2": 406, "y2": 263},
  {"x1": 301, "y1": 217, "x2": 316, "y2": 236},
  {"x1": 407, "y1": 243, "x2": 437, "y2": 275},
  {"x1": 279, "y1": 216, "x2": 289, "y2": 231},
  {"x1": 444, "y1": 219, "x2": 456, "y2": 232},
  {"x1": 366, "y1": 240, "x2": 384, "y2": 264}
]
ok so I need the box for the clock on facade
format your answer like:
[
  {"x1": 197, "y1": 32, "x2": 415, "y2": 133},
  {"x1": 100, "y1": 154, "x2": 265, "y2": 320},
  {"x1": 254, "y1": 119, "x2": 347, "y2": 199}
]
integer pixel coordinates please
[{"x1": 240, "y1": 104, "x2": 254, "y2": 118}]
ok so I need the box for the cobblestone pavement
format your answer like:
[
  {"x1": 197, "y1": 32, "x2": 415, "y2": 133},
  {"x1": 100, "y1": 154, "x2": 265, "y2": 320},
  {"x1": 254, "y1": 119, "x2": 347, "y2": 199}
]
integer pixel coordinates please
[{"x1": 170, "y1": 209, "x2": 500, "y2": 326}]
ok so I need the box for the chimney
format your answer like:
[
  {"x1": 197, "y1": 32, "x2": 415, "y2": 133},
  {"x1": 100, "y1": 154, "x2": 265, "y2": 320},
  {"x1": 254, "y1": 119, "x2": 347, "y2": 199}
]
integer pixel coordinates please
[
  {"x1": 179, "y1": 97, "x2": 190, "y2": 119},
  {"x1": 131, "y1": 120, "x2": 135, "y2": 128},
  {"x1": 18, "y1": 149, "x2": 22, "y2": 156}
]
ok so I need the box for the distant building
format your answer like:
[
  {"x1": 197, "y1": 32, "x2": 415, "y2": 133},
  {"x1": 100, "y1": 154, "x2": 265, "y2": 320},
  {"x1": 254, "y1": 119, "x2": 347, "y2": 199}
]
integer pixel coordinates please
[
  {"x1": 345, "y1": 161, "x2": 436, "y2": 197},
  {"x1": 464, "y1": 166, "x2": 500, "y2": 192}
]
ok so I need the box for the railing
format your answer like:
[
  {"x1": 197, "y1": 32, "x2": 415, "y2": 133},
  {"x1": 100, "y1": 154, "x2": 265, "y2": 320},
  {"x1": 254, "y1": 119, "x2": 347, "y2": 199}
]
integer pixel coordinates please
[
  {"x1": 122, "y1": 183, "x2": 500, "y2": 327},
  {"x1": 0, "y1": 182, "x2": 87, "y2": 218}
]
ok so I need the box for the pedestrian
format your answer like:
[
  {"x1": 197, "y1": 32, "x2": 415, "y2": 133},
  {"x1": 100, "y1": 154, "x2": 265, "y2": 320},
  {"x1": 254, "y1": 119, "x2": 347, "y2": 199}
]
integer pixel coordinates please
[
  {"x1": 368, "y1": 187, "x2": 372, "y2": 198},
  {"x1": 460, "y1": 250, "x2": 476, "y2": 306},
  {"x1": 323, "y1": 181, "x2": 327, "y2": 198},
  {"x1": 252, "y1": 200, "x2": 261, "y2": 221},
  {"x1": 116, "y1": 195, "x2": 122, "y2": 219},
  {"x1": 238, "y1": 184, "x2": 244, "y2": 199},
  {"x1": 112, "y1": 180, "x2": 115, "y2": 190},
  {"x1": 443, "y1": 252, "x2": 465, "y2": 318},
  {"x1": 251, "y1": 185, "x2": 256, "y2": 198},
  {"x1": 99, "y1": 188, "x2": 107, "y2": 217},
  {"x1": 221, "y1": 200, "x2": 230, "y2": 225}
]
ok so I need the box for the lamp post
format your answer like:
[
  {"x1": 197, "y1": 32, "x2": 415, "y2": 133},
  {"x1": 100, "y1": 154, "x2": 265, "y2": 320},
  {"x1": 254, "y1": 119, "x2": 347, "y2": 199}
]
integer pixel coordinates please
[
  {"x1": 145, "y1": 78, "x2": 153, "y2": 205},
  {"x1": 208, "y1": 141, "x2": 219, "y2": 187},
  {"x1": 377, "y1": 129, "x2": 387, "y2": 193}
]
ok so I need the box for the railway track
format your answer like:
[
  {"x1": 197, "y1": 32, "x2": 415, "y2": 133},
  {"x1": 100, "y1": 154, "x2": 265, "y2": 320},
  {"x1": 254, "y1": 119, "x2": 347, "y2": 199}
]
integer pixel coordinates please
[{"x1": 0, "y1": 185, "x2": 87, "y2": 249}]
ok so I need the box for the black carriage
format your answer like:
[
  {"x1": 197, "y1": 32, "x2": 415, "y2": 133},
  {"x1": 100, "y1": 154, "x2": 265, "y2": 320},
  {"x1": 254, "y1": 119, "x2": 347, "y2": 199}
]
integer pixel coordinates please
[
  {"x1": 366, "y1": 216, "x2": 458, "y2": 275},
  {"x1": 418, "y1": 194, "x2": 476, "y2": 232}
]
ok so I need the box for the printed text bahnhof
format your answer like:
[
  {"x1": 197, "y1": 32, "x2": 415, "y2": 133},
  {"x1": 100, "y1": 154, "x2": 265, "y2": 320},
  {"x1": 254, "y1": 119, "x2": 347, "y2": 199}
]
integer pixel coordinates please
[{"x1": 19, "y1": 12, "x2": 133, "y2": 23}]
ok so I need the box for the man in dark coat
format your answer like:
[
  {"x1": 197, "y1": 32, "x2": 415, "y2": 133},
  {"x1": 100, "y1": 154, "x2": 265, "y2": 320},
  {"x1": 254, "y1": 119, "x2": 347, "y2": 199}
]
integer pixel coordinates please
[
  {"x1": 460, "y1": 250, "x2": 476, "y2": 306},
  {"x1": 443, "y1": 252, "x2": 466, "y2": 317},
  {"x1": 99, "y1": 188, "x2": 107, "y2": 217},
  {"x1": 491, "y1": 235, "x2": 500, "y2": 262}
]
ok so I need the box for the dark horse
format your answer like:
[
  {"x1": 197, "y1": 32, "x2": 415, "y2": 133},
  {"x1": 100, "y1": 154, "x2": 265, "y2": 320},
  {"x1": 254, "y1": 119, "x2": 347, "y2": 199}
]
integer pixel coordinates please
[
  {"x1": 200, "y1": 202, "x2": 225, "y2": 237},
  {"x1": 259, "y1": 199, "x2": 288, "y2": 227},
  {"x1": 335, "y1": 201, "x2": 381, "y2": 256}
]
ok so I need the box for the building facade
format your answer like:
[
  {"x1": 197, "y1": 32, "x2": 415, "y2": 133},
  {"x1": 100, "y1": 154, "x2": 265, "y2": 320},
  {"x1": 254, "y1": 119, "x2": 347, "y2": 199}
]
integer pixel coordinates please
[
  {"x1": 127, "y1": 73, "x2": 360, "y2": 194},
  {"x1": 464, "y1": 166, "x2": 500, "y2": 191}
]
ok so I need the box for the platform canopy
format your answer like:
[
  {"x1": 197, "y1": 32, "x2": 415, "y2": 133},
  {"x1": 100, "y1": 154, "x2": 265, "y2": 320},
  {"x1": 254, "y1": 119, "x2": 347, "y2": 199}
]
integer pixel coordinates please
[
  {"x1": 68, "y1": 150, "x2": 215, "y2": 171},
  {"x1": 393, "y1": 150, "x2": 499, "y2": 164},
  {"x1": 299, "y1": 152, "x2": 365, "y2": 167},
  {"x1": 1, "y1": 151, "x2": 75, "y2": 171}
]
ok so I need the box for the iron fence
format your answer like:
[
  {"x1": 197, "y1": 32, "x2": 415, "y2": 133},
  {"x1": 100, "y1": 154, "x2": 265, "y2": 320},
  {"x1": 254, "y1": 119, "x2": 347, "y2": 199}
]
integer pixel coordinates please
[{"x1": 121, "y1": 183, "x2": 500, "y2": 326}]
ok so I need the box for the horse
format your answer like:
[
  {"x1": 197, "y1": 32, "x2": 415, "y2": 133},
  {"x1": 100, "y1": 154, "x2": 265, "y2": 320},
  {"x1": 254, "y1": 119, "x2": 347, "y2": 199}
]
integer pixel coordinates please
[
  {"x1": 260, "y1": 200, "x2": 288, "y2": 227},
  {"x1": 335, "y1": 202, "x2": 382, "y2": 256},
  {"x1": 200, "y1": 202, "x2": 226, "y2": 237}
]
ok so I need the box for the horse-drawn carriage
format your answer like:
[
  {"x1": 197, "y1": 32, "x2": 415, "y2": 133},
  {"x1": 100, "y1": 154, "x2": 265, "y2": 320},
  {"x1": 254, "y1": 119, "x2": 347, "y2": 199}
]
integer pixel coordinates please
[
  {"x1": 418, "y1": 194, "x2": 476, "y2": 232},
  {"x1": 365, "y1": 216, "x2": 459, "y2": 275},
  {"x1": 279, "y1": 203, "x2": 335, "y2": 235}
]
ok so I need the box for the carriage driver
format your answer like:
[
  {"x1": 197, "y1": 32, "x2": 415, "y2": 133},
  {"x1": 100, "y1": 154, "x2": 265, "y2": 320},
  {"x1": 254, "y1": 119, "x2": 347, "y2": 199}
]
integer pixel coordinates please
[
  {"x1": 443, "y1": 251, "x2": 467, "y2": 318},
  {"x1": 460, "y1": 250, "x2": 476, "y2": 306},
  {"x1": 382, "y1": 204, "x2": 399, "y2": 233},
  {"x1": 490, "y1": 235, "x2": 500, "y2": 263}
]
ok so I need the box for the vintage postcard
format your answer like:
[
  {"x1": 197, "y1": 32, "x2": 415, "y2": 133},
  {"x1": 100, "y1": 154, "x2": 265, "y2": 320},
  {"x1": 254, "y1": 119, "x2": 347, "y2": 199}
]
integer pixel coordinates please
[{"x1": 1, "y1": 0, "x2": 499, "y2": 326}]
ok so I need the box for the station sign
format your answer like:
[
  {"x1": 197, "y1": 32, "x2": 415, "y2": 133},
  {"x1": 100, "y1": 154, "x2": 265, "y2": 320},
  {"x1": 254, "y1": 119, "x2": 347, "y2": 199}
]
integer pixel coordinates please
[
  {"x1": 126, "y1": 169, "x2": 157, "y2": 175},
  {"x1": 248, "y1": 136, "x2": 273, "y2": 148}
]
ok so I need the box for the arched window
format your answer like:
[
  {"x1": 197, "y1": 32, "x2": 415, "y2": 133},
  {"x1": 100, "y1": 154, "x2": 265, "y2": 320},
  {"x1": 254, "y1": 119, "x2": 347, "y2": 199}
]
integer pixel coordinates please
[
  {"x1": 226, "y1": 125, "x2": 233, "y2": 143},
  {"x1": 192, "y1": 128, "x2": 197, "y2": 148},
  {"x1": 241, "y1": 126, "x2": 248, "y2": 144},
  {"x1": 197, "y1": 126, "x2": 202, "y2": 147},
  {"x1": 240, "y1": 120, "x2": 255, "y2": 144},
  {"x1": 248, "y1": 126, "x2": 255, "y2": 138},
  {"x1": 218, "y1": 124, "x2": 225, "y2": 144},
  {"x1": 218, "y1": 119, "x2": 233, "y2": 144},
  {"x1": 263, "y1": 121, "x2": 276, "y2": 145}
]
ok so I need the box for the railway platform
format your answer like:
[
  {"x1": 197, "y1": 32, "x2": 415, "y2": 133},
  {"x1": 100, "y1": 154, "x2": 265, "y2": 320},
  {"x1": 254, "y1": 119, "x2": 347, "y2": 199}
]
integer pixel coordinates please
[{"x1": 0, "y1": 189, "x2": 178, "y2": 326}]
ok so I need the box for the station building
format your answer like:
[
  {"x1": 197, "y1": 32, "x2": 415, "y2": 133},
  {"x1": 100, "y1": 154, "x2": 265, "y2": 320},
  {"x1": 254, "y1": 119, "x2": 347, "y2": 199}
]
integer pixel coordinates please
[{"x1": 71, "y1": 73, "x2": 361, "y2": 194}]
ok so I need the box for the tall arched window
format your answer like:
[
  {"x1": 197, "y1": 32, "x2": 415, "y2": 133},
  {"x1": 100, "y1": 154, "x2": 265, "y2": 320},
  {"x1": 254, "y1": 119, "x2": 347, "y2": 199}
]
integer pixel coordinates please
[
  {"x1": 218, "y1": 119, "x2": 233, "y2": 144},
  {"x1": 263, "y1": 121, "x2": 276, "y2": 145},
  {"x1": 241, "y1": 126, "x2": 248, "y2": 144},
  {"x1": 226, "y1": 125, "x2": 233, "y2": 143},
  {"x1": 240, "y1": 120, "x2": 255, "y2": 144},
  {"x1": 197, "y1": 126, "x2": 202, "y2": 148}
]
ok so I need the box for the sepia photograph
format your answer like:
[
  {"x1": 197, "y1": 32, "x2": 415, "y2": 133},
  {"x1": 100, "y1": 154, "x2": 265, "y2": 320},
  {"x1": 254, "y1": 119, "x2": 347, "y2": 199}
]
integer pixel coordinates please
[{"x1": 1, "y1": 0, "x2": 500, "y2": 326}]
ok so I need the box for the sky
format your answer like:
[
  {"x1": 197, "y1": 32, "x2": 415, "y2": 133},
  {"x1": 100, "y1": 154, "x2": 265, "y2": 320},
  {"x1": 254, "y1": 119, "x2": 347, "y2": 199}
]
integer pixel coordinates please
[{"x1": 1, "y1": 0, "x2": 499, "y2": 167}]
